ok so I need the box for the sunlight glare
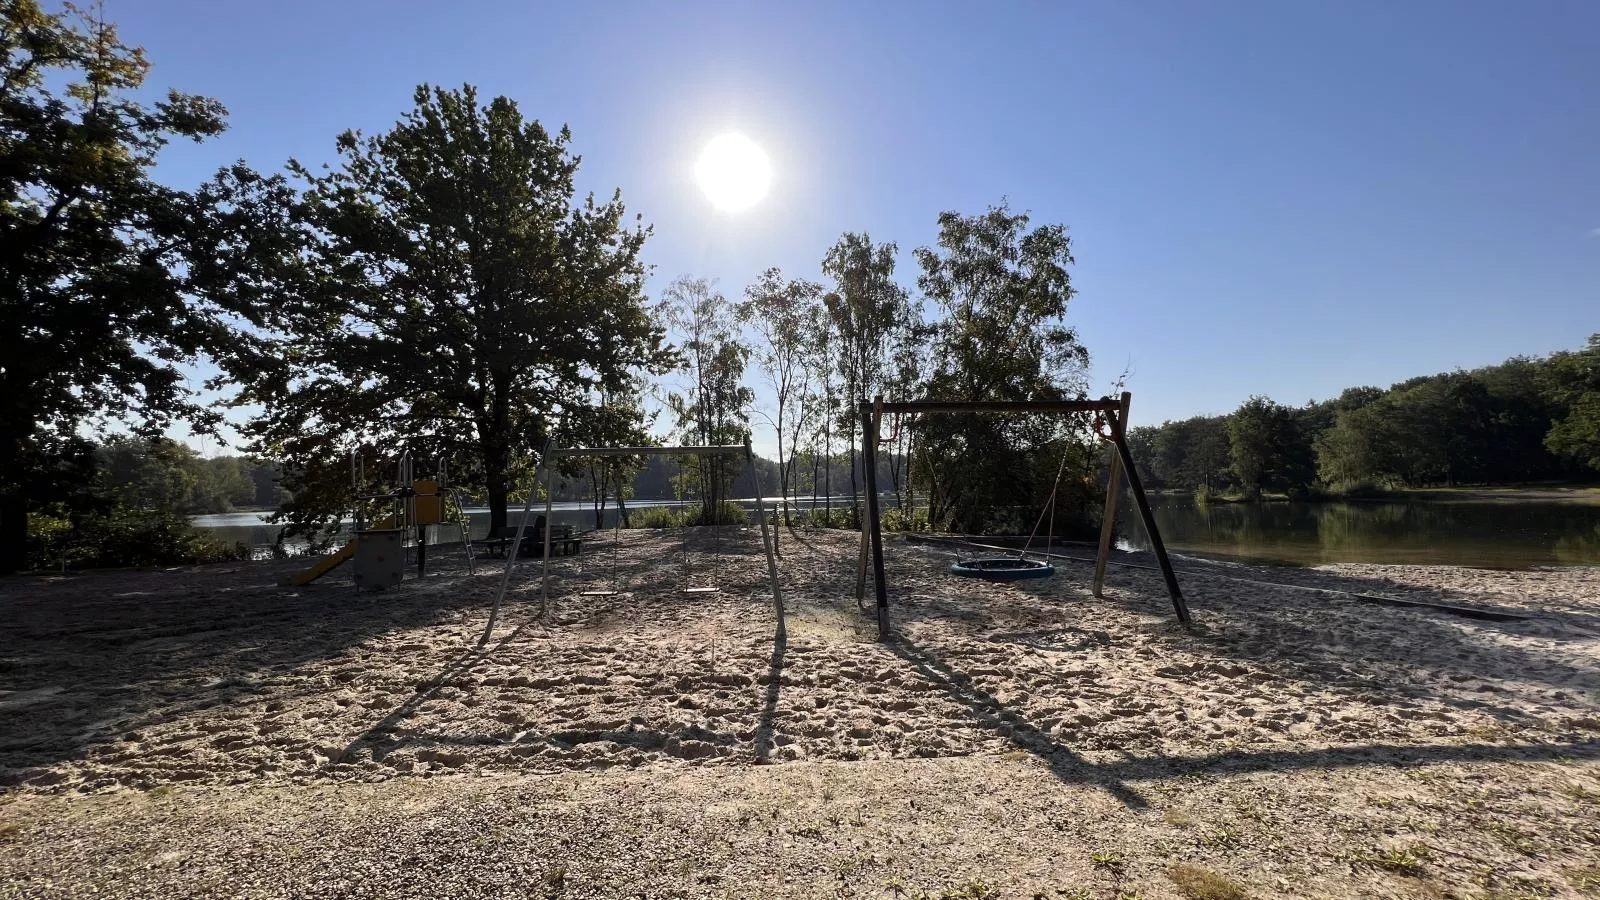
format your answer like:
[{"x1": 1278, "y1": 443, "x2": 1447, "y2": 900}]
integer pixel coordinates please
[{"x1": 694, "y1": 133, "x2": 771, "y2": 212}]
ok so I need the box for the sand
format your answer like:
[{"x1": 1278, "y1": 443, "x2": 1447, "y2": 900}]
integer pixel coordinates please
[{"x1": 2, "y1": 527, "x2": 1598, "y2": 898}]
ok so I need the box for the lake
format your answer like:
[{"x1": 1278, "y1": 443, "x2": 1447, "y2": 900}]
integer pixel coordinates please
[
  {"x1": 1123, "y1": 494, "x2": 1600, "y2": 569},
  {"x1": 192, "y1": 493, "x2": 1600, "y2": 569},
  {"x1": 189, "y1": 496, "x2": 850, "y2": 558}
]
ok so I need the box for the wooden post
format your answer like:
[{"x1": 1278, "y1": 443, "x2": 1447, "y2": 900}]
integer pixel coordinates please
[
  {"x1": 1093, "y1": 392, "x2": 1132, "y2": 598},
  {"x1": 860, "y1": 396, "x2": 891, "y2": 640},
  {"x1": 854, "y1": 400, "x2": 882, "y2": 603},
  {"x1": 1106, "y1": 401, "x2": 1191, "y2": 626}
]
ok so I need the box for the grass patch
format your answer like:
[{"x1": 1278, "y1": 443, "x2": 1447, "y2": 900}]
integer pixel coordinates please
[
  {"x1": 1364, "y1": 845, "x2": 1428, "y2": 877},
  {"x1": 1167, "y1": 863, "x2": 1248, "y2": 900},
  {"x1": 1163, "y1": 807, "x2": 1196, "y2": 827},
  {"x1": 1090, "y1": 851, "x2": 1125, "y2": 871}
]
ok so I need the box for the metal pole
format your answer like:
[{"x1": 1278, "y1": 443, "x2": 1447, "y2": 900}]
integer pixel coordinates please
[
  {"x1": 748, "y1": 439, "x2": 786, "y2": 636},
  {"x1": 860, "y1": 396, "x2": 890, "y2": 640},
  {"x1": 541, "y1": 455, "x2": 556, "y2": 619},
  {"x1": 1093, "y1": 391, "x2": 1132, "y2": 598},
  {"x1": 1107, "y1": 400, "x2": 1191, "y2": 626},
  {"x1": 482, "y1": 438, "x2": 554, "y2": 647}
]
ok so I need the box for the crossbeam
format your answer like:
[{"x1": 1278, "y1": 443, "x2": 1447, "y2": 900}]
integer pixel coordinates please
[
  {"x1": 552, "y1": 444, "x2": 748, "y2": 459},
  {"x1": 873, "y1": 399, "x2": 1121, "y2": 415}
]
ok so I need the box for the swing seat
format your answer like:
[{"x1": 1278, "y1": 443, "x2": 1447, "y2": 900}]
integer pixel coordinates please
[{"x1": 950, "y1": 557, "x2": 1055, "y2": 581}]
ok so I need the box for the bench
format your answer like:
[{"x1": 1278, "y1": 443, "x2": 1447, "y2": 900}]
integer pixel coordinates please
[{"x1": 472, "y1": 519, "x2": 583, "y2": 559}]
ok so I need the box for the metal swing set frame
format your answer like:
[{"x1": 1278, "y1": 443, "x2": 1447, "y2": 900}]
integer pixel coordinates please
[
  {"x1": 480, "y1": 439, "x2": 786, "y2": 646},
  {"x1": 855, "y1": 391, "x2": 1191, "y2": 641}
]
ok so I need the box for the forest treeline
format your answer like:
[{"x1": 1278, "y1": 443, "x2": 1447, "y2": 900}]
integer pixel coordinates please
[{"x1": 1128, "y1": 337, "x2": 1600, "y2": 499}]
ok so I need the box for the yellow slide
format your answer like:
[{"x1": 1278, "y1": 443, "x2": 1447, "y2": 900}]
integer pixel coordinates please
[{"x1": 286, "y1": 516, "x2": 395, "y2": 586}]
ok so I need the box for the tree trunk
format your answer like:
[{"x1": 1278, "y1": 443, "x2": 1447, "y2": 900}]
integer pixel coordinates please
[
  {"x1": 483, "y1": 436, "x2": 511, "y2": 534},
  {"x1": 0, "y1": 420, "x2": 32, "y2": 574},
  {"x1": 776, "y1": 423, "x2": 789, "y2": 527}
]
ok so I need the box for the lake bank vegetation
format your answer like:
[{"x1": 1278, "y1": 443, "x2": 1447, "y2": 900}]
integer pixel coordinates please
[{"x1": 1129, "y1": 337, "x2": 1600, "y2": 501}]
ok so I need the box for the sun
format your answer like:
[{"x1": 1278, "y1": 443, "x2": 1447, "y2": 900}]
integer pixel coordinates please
[{"x1": 694, "y1": 133, "x2": 771, "y2": 212}]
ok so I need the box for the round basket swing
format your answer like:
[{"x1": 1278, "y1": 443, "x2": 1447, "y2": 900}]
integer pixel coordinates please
[
  {"x1": 948, "y1": 557, "x2": 1055, "y2": 581},
  {"x1": 947, "y1": 437, "x2": 1073, "y2": 583}
]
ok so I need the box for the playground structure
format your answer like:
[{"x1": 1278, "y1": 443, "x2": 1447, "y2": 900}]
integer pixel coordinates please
[
  {"x1": 286, "y1": 450, "x2": 473, "y2": 588},
  {"x1": 479, "y1": 439, "x2": 785, "y2": 646},
  {"x1": 855, "y1": 391, "x2": 1190, "y2": 639}
]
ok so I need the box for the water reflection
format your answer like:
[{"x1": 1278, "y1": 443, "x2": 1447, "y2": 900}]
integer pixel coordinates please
[{"x1": 1125, "y1": 496, "x2": 1600, "y2": 569}]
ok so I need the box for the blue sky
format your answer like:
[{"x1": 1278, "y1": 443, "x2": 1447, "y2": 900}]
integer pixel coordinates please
[{"x1": 121, "y1": 0, "x2": 1599, "y2": 452}]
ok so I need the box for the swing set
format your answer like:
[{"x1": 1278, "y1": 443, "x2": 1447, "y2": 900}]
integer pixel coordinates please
[{"x1": 855, "y1": 391, "x2": 1190, "y2": 640}]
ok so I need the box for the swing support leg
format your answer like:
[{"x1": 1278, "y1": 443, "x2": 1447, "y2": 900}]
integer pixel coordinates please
[
  {"x1": 861, "y1": 397, "x2": 891, "y2": 641},
  {"x1": 1093, "y1": 392, "x2": 1132, "y2": 598},
  {"x1": 1106, "y1": 395, "x2": 1191, "y2": 626}
]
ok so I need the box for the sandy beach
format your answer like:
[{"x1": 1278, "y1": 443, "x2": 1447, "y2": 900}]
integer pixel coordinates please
[{"x1": 2, "y1": 527, "x2": 1598, "y2": 898}]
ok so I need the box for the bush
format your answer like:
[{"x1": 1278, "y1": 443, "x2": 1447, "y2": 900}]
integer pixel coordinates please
[
  {"x1": 624, "y1": 501, "x2": 747, "y2": 530},
  {"x1": 681, "y1": 500, "x2": 747, "y2": 528},
  {"x1": 880, "y1": 507, "x2": 933, "y2": 532},
  {"x1": 805, "y1": 506, "x2": 860, "y2": 530},
  {"x1": 27, "y1": 507, "x2": 248, "y2": 570}
]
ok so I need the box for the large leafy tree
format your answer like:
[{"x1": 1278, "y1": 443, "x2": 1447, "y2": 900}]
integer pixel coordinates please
[
  {"x1": 231, "y1": 85, "x2": 674, "y2": 535},
  {"x1": 0, "y1": 0, "x2": 252, "y2": 572},
  {"x1": 912, "y1": 202, "x2": 1093, "y2": 533}
]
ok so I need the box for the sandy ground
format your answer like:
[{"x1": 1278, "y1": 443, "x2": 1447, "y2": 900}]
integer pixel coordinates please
[{"x1": 2, "y1": 527, "x2": 1598, "y2": 898}]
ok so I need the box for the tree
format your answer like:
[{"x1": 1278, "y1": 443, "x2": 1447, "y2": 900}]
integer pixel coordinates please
[
  {"x1": 1227, "y1": 396, "x2": 1307, "y2": 497},
  {"x1": 737, "y1": 268, "x2": 823, "y2": 524},
  {"x1": 663, "y1": 276, "x2": 752, "y2": 518},
  {"x1": 1543, "y1": 334, "x2": 1600, "y2": 471},
  {"x1": 228, "y1": 85, "x2": 674, "y2": 536},
  {"x1": 0, "y1": 0, "x2": 252, "y2": 572},
  {"x1": 821, "y1": 233, "x2": 912, "y2": 506},
  {"x1": 912, "y1": 202, "x2": 1093, "y2": 532}
]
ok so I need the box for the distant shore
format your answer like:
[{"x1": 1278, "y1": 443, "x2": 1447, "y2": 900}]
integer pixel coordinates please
[{"x1": 1163, "y1": 484, "x2": 1600, "y2": 505}]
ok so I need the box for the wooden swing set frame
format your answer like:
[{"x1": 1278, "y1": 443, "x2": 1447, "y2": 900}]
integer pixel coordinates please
[{"x1": 856, "y1": 391, "x2": 1190, "y2": 641}]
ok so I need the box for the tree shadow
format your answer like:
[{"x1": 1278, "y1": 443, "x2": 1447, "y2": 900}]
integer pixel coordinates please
[
  {"x1": 884, "y1": 633, "x2": 1152, "y2": 810},
  {"x1": 1033, "y1": 551, "x2": 1600, "y2": 729},
  {"x1": 0, "y1": 546, "x2": 500, "y2": 783}
]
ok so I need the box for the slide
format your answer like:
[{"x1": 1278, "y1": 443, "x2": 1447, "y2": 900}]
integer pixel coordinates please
[{"x1": 286, "y1": 516, "x2": 395, "y2": 586}]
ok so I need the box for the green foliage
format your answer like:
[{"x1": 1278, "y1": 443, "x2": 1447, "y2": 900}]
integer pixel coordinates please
[
  {"x1": 1135, "y1": 341, "x2": 1600, "y2": 499},
  {"x1": 663, "y1": 277, "x2": 752, "y2": 521},
  {"x1": 621, "y1": 501, "x2": 746, "y2": 530},
  {"x1": 1543, "y1": 335, "x2": 1600, "y2": 470},
  {"x1": 806, "y1": 506, "x2": 861, "y2": 530},
  {"x1": 912, "y1": 202, "x2": 1098, "y2": 535},
  {"x1": 28, "y1": 508, "x2": 246, "y2": 570},
  {"x1": 737, "y1": 268, "x2": 825, "y2": 522},
  {"x1": 0, "y1": 0, "x2": 255, "y2": 573},
  {"x1": 1227, "y1": 396, "x2": 1311, "y2": 498},
  {"x1": 226, "y1": 84, "x2": 673, "y2": 539},
  {"x1": 880, "y1": 507, "x2": 932, "y2": 532}
]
